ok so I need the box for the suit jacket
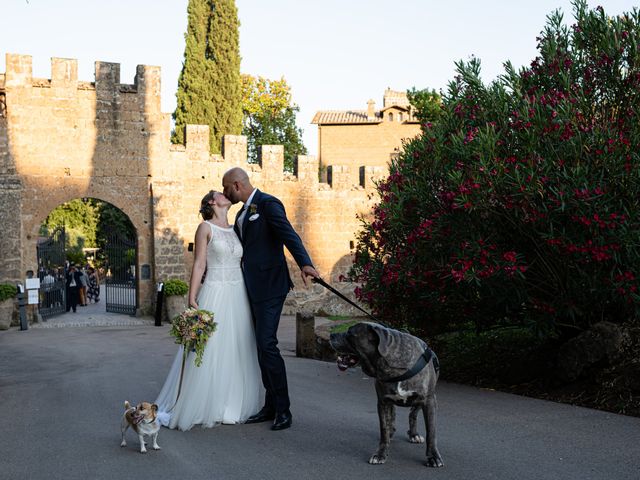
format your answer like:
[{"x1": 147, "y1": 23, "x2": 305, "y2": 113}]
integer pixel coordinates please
[
  {"x1": 65, "y1": 270, "x2": 82, "y2": 289},
  {"x1": 234, "y1": 190, "x2": 313, "y2": 303}
]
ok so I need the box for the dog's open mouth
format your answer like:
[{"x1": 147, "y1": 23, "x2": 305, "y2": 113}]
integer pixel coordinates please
[
  {"x1": 336, "y1": 354, "x2": 360, "y2": 371},
  {"x1": 132, "y1": 414, "x2": 145, "y2": 425}
]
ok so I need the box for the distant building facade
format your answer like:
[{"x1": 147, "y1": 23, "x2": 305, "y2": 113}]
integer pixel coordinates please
[{"x1": 312, "y1": 89, "x2": 421, "y2": 184}]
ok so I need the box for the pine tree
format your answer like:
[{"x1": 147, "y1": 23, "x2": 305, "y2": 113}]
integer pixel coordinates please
[{"x1": 172, "y1": 0, "x2": 242, "y2": 153}]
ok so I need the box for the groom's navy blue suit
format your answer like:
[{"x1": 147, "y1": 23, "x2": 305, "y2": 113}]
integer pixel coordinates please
[{"x1": 234, "y1": 189, "x2": 313, "y2": 414}]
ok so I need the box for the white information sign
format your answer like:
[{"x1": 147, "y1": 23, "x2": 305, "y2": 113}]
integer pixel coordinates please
[
  {"x1": 25, "y1": 278, "x2": 40, "y2": 290},
  {"x1": 28, "y1": 289, "x2": 39, "y2": 305}
]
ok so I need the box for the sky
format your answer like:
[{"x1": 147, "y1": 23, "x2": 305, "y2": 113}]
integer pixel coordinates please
[{"x1": 1, "y1": 0, "x2": 637, "y2": 155}]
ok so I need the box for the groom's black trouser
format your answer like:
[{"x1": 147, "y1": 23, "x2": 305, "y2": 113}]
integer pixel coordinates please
[{"x1": 251, "y1": 294, "x2": 290, "y2": 414}]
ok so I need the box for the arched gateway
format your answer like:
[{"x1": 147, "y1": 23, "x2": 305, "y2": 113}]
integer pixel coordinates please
[
  {"x1": 0, "y1": 54, "x2": 384, "y2": 317},
  {"x1": 37, "y1": 199, "x2": 139, "y2": 318}
]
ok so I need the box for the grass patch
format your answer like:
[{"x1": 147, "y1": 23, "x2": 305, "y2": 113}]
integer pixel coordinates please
[
  {"x1": 329, "y1": 321, "x2": 358, "y2": 334},
  {"x1": 327, "y1": 315, "x2": 351, "y2": 321}
]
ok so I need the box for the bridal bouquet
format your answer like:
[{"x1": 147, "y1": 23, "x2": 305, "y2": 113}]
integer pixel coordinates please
[{"x1": 170, "y1": 308, "x2": 217, "y2": 367}]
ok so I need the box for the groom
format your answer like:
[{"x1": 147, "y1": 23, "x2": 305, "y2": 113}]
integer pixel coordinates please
[{"x1": 222, "y1": 167, "x2": 319, "y2": 431}]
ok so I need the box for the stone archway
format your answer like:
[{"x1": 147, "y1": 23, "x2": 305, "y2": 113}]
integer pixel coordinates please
[{"x1": 37, "y1": 197, "x2": 141, "y2": 317}]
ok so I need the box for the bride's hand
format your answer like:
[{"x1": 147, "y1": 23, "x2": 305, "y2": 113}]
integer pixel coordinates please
[{"x1": 189, "y1": 298, "x2": 198, "y2": 309}]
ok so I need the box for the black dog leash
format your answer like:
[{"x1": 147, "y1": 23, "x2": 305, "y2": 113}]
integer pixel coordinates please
[{"x1": 311, "y1": 277, "x2": 380, "y2": 323}]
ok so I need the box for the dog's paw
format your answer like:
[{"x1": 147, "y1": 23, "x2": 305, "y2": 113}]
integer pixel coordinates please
[
  {"x1": 152, "y1": 445, "x2": 161, "y2": 451},
  {"x1": 426, "y1": 454, "x2": 444, "y2": 468},
  {"x1": 408, "y1": 433, "x2": 425, "y2": 444},
  {"x1": 368, "y1": 454, "x2": 387, "y2": 465},
  {"x1": 140, "y1": 448, "x2": 147, "y2": 454},
  {"x1": 120, "y1": 440, "x2": 127, "y2": 447}
]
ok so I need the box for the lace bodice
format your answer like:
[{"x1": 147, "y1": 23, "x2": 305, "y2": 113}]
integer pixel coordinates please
[{"x1": 203, "y1": 222, "x2": 244, "y2": 284}]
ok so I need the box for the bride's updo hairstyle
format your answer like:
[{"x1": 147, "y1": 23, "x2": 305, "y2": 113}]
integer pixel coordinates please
[{"x1": 199, "y1": 190, "x2": 217, "y2": 220}]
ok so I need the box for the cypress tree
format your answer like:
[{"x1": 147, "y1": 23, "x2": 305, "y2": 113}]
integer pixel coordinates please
[{"x1": 172, "y1": 0, "x2": 242, "y2": 153}]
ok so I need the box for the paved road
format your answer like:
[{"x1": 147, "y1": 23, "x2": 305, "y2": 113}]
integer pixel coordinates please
[{"x1": 1, "y1": 316, "x2": 639, "y2": 480}]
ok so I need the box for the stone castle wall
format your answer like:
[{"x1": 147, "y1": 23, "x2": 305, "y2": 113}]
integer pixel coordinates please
[
  {"x1": 0, "y1": 54, "x2": 386, "y2": 313},
  {"x1": 153, "y1": 130, "x2": 385, "y2": 292},
  {"x1": 0, "y1": 54, "x2": 165, "y2": 308}
]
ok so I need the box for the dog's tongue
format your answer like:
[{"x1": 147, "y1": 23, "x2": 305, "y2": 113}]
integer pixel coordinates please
[{"x1": 133, "y1": 414, "x2": 145, "y2": 425}]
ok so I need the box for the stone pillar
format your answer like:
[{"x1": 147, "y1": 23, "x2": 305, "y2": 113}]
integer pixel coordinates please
[
  {"x1": 222, "y1": 135, "x2": 247, "y2": 165},
  {"x1": 294, "y1": 155, "x2": 319, "y2": 185},
  {"x1": 296, "y1": 311, "x2": 315, "y2": 358},
  {"x1": 327, "y1": 165, "x2": 351, "y2": 190},
  {"x1": 95, "y1": 61, "x2": 120, "y2": 90},
  {"x1": 0, "y1": 176, "x2": 23, "y2": 283},
  {"x1": 51, "y1": 57, "x2": 78, "y2": 88},
  {"x1": 134, "y1": 64, "x2": 161, "y2": 113},
  {"x1": 186, "y1": 125, "x2": 210, "y2": 162},
  {"x1": 258, "y1": 145, "x2": 284, "y2": 183},
  {"x1": 5, "y1": 53, "x2": 32, "y2": 87},
  {"x1": 359, "y1": 165, "x2": 385, "y2": 189}
]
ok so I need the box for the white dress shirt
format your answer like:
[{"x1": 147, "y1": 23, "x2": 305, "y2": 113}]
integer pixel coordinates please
[{"x1": 236, "y1": 188, "x2": 258, "y2": 237}]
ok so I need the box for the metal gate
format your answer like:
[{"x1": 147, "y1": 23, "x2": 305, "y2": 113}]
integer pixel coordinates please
[
  {"x1": 37, "y1": 227, "x2": 66, "y2": 319},
  {"x1": 104, "y1": 233, "x2": 138, "y2": 315}
]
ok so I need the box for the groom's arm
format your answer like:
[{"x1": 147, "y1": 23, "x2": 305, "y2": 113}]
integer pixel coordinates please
[{"x1": 263, "y1": 198, "x2": 313, "y2": 269}]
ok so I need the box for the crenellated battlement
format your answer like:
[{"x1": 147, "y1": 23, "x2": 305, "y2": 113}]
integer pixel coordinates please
[
  {"x1": 169, "y1": 124, "x2": 383, "y2": 191},
  {"x1": 3, "y1": 54, "x2": 161, "y2": 109}
]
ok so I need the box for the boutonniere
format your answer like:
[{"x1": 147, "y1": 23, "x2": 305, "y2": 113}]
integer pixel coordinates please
[{"x1": 249, "y1": 203, "x2": 258, "y2": 215}]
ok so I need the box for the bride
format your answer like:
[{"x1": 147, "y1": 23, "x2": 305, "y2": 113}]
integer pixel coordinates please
[{"x1": 156, "y1": 190, "x2": 262, "y2": 430}]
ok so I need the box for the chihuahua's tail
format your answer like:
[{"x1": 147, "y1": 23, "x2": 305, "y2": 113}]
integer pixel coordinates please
[{"x1": 124, "y1": 400, "x2": 131, "y2": 410}]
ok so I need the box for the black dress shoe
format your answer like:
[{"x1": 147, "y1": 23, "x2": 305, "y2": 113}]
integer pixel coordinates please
[
  {"x1": 245, "y1": 408, "x2": 275, "y2": 424},
  {"x1": 271, "y1": 411, "x2": 292, "y2": 431}
]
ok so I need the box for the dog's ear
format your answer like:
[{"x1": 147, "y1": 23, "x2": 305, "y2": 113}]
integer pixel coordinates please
[
  {"x1": 151, "y1": 403, "x2": 158, "y2": 412},
  {"x1": 347, "y1": 323, "x2": 379, "y2": 348},
  {"x1": 371, "y1": 323, "x2": 413, "y2": 368}
]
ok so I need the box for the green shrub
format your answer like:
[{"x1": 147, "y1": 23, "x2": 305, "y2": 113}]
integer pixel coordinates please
[
  {"x1": 163, "y1": 279, "x2": 188, "y2": 297},
  {"x1": 351, "y1": 1, "x2": 640, "y2": 338},
  {"x1": 431, "y1": 326, "x2": 553, "y2": 386},
  {"x1": 0, "y1": 284, "x2": 17, "y2": 302},
  {"x1": 66, "y1": 246, "x2": 87, "y2": 266}
]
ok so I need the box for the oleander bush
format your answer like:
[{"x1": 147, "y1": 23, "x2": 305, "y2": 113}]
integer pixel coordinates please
[{"x1": 350, "y1": 1, "x2": 640, "y2": 339}]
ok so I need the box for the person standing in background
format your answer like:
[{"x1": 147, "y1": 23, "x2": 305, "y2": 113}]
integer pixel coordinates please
[
  {"x1": 65, "y1": 265, "x2": 82, "y2": 313},
  {"x1": 87, "y1": 267, "x2": 100, "y2": 303},
  {"x1": 78, "y1": 266, "x2": 89, "y2": 307}
]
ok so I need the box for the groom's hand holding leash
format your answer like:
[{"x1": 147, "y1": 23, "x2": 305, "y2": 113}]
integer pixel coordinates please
[{"x1": 301, "y1": 265, "x2": 320, "y2": 287}]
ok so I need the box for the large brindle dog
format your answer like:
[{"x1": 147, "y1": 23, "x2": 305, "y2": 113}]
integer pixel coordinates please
[{"x1": 330, "y1": 322, "x2": 443, "y2": 468}]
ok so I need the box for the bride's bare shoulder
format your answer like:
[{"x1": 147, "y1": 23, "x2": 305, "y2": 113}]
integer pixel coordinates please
[{"x1": 195, "y1": 221, "x2": 213, "y2": 239}]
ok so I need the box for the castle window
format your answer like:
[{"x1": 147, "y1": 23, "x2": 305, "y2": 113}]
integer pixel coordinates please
[
  {"x1": 398, "y1": 112, "x2": 403, "y2": 122},
  {"x1": 388, "y1": 112, "x2": 393, "y2": 122}
]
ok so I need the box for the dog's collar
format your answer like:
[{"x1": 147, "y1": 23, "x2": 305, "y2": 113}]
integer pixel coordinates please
[{"x1": 382, "y1": 347, "x2": 438, "y2": 383}]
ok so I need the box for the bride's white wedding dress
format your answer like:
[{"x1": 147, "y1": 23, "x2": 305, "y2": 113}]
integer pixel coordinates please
[{"x1": 155, "y1": 221, "x2": 262, "y2": 430}]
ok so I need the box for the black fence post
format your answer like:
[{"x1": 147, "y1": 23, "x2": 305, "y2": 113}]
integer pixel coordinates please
[
  {"x1": 17, "y1": 284, "x2": 28, "y2": 331},
  {"x1": 155, "y1": 283, "x2": 164, "y2": 327}
]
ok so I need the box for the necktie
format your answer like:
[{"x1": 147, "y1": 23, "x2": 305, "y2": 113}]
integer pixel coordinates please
[{"x1": 237, "y1": 204, "x2": 248, "y2": 238}]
